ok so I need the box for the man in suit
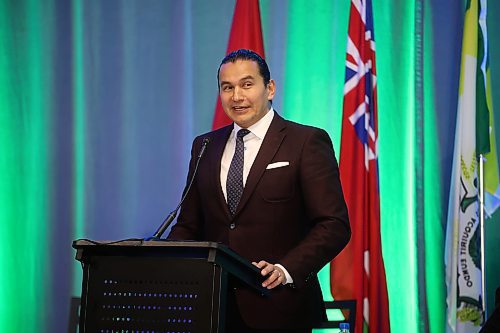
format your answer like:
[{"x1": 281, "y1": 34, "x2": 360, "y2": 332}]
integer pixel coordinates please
[{"x1": 168, "y1": 49, "x2": 350, "y2": 333}]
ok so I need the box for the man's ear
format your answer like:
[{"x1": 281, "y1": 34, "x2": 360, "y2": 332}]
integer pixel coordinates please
[{"x1": 267, "y1": 79, "x2": 276, "y2": 100}]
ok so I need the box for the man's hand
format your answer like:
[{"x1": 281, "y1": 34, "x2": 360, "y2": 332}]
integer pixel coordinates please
[{"x1": 252, "y1": 260, "x2": 286, "y2": 289}]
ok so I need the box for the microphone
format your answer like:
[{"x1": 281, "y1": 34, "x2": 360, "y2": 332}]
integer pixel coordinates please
[{"x1": 147, "y1": 137, "x2": 210, "y2": 240}]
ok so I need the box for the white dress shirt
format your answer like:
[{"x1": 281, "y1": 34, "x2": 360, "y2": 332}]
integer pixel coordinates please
[
  {"x1": 220, "y1": 108, "x2": 274, "y2": 200},
  {"x1": 220, "y1": 108, "x2": 293, "y2": 285}
]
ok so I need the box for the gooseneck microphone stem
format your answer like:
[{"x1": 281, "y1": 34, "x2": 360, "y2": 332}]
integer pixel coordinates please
[{"x1": 148, "y1": 137, "x2": 210, "y2": 240}]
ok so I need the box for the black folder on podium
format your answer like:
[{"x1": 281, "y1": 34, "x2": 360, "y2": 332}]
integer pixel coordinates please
[{"x1": 72, "y1": 239, "x2": 268, "y2": 333}]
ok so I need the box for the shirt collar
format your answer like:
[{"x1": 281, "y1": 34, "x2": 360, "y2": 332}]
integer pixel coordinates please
[{"x1": 232, "y1": 107, "x2": 275, "y2": 140}]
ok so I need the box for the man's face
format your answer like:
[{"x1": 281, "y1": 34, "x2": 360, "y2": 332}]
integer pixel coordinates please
[{"x1": 218, "y1": 59, "x2": 275, "y2": 128}]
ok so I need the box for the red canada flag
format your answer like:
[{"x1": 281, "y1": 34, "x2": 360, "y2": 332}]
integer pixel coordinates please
[{"x1": 212, "y1": 0, "x2": 265, "y2": 130}]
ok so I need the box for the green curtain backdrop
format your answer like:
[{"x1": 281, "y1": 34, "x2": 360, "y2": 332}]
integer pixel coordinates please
[{"x1": 1, "y1": 0, "x2": 499, "y2": 332}]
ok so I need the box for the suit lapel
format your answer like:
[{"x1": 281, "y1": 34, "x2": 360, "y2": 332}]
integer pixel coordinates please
[
  {"x1": 234, "y1": 114, "x2": 287, "y2": 217},
  {"x1": 207, "y1": 125, "x2": 233, "y2": 219}
]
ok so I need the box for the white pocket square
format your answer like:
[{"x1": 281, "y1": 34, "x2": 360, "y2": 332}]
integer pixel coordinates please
[{"x1": 266, "y1": 161, "x2": 290, "y2": 170}]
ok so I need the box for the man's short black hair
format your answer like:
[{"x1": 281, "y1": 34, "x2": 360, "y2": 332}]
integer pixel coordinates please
[{"x1": 217, "y1": 49, "x2": 271, "y2": 86}]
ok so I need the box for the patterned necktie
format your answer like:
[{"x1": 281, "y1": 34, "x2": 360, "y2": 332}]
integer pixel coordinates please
[{"x1": 227, "y1": 129, "x2": 251, "y2": 216}]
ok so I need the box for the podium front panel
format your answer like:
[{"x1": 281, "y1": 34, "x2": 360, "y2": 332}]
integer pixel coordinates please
[{"x1": 80, "y1": 255, "x2": 224, "y2": 333}]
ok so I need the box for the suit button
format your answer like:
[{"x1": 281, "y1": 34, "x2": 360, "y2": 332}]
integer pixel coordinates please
[{"x1": 229, "y1": 223, "x2": 236, "y2": 230}]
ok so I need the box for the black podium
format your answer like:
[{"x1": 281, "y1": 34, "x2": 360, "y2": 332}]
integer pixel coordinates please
[{"x1": 73, "y1": 239, "x2": 268, "y2": 333}]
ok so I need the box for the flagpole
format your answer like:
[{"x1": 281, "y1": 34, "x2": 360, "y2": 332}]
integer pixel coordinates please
[{"x1": 479, "y1": 154, "x2": 487, "y2": 319}]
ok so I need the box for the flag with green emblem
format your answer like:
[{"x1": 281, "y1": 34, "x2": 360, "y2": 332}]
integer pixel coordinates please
[{"x1": 445, "y1": 0, "x2": 498, "y2": 331}]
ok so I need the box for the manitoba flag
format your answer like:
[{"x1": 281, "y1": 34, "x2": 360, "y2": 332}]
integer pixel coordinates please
[
  {"x1": 212, "y1": 0, "x2": 265, "y2": 130},
  {"x1": 330, "y1": 0, "x2": 390, "y2": 332}
]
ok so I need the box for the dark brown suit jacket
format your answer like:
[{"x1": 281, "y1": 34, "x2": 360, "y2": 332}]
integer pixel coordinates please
[{"x1": 169, "y1": 113, "x2": 350, "y2": 329}]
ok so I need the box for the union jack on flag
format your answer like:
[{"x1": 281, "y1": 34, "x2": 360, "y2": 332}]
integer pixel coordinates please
[
  {"x1": 344, "y1": 0, "x2": 378, "y2": 169},
  {"x1": 330, "y1": 0, "x2": 391, "y2": 332}
]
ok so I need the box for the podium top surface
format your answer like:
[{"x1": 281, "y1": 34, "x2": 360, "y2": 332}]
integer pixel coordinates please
[
  {"x1": 73, "y1": 239, "x2": 250, "y2": 267},
  {"x1": 73, "y1": 239, "x2": 224, "y2": 249}
]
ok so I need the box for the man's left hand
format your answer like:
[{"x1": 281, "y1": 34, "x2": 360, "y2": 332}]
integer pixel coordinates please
[{"x1": 252, "y1": 260, "x2": 286, "y2": 289}]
